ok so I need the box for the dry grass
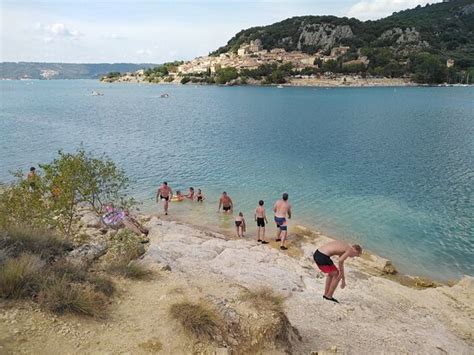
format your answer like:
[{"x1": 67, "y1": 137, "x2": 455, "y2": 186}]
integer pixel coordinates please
[
  {"x1": 169, "y1": 301, "x2": 222, "y2": 341},
  {"x1": 240, "y1": 287, "x2": 284, "y2": 312},
  {"x1": 50, "y1": 260, "x2": 116, "y2": 296},
  {"x1": 0, "y1": 254, "x2": 44, "y2": 299},
  {"x1": 38, "y1": 277, "x2": 107, "y2": 317},
  {"x1": 106, "y1": 260, "x2": 151, "y2": 280},
  {"x1": 0, "y1": 227, "x2": 72, "y2": 261}
]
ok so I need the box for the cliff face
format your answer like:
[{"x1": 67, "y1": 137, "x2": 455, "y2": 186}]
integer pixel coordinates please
[
  {"x1": 297, "y1": 24, "x2": 353, "y2": 52},
  {"x1": 212, "y1": 0, "x2": 474, "y2": 69}
]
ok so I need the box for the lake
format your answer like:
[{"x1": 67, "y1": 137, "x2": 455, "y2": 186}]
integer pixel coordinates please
[{"x1": 1, "y1": 80, "x2": 473, "y2": 280}]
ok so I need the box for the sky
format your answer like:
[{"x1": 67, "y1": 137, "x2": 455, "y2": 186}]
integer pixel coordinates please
[{"x1": 1, "y1": 0, "x2": 442, "y2": 63}]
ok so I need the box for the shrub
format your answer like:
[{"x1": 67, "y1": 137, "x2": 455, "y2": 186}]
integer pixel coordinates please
[
  {"x1": 107, "y1": 229, "x2": 145, "y2": 262},
  {"x1": 50, "y1": 260, "x2": 115, "y2": 296},
  {"x1": 0, "y1": 254, "x2": 44, "y2": 299},
  {"x1": 215, "y1": 67, "x2": 238, "y2": 84},
  {"x1": 180, "y1": 77, "x2": 191, "y2": 84},
  {"x1": 0, "y1": 149, "x2": 134, "y2": 235},
  {"x1": 40, "y1": 148, "x2": 133, "y2": 235},
  {"x1": 38, "y1": 277, "x2": 107, "y2": 317},
  {"x1": 0, "y1": 228, "x2": 72, "y2": 261},
  {"x1": 169, "y1": 301, "x2": 222, "y2": 341}
]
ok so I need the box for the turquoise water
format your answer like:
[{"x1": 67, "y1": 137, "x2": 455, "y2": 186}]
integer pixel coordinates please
[{"x1": 1, "y1": 80, "x2": 473, "y2": 280}]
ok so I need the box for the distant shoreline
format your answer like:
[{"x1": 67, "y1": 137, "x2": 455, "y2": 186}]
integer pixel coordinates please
[{"x1": 99, "y1": 76, "x2": 474, "y2": 88}]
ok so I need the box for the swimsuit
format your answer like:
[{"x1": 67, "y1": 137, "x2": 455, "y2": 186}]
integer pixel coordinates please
[
  {"x1": 256, "y1": 217, "x2": 265, "y2": 227},
  {"x1": 313, "y1": 249, "x2": 338, "y2": 274},
  {"x1": 274, "y1": 216, "x2": 287, "y2": 231},
  {"x1": 223, "y1": 206, "x2": 231, "y2": 211},
  {"x1": 160, "y1": 195, "x2": 169, "y2": 202},
  {"x1": 197, "y1": 195, "x2": 203, "y2": 202},
  {"x1": 235, "y1": 220, "x2": 242, "y2": 227}
]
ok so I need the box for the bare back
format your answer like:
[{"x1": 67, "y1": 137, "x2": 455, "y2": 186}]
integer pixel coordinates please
[
  {"x1": 318, "y1": 240, "x2": 352, "y2": 257},
  {"x1": 273, "y1": 200, "x2": 291, "y2": 218},
  {"x1": 255, "y1": 206, "x2": 265, "y2": 218}
]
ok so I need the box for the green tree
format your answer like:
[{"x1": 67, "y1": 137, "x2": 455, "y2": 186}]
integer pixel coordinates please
[
  {"x1": 412, "y1": 53, "x2": 446, "y2": 84},
  {"x1": 1, "y1": 149, "x2": 133, "y2": 235},
  {"x1": 215, "y1": 67, "x2": 239, "y2": 84}
]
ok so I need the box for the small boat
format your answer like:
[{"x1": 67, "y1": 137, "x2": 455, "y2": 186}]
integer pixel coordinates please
[
  {"x1": 91, "y1": 91, "x2": 104, "y2": 96},
  {"x1": 160, "y1": 93, "x2": 169, "y2": 98},
  {"x1": 276, "y1": 85, "x2": 284, "y2": 89}
]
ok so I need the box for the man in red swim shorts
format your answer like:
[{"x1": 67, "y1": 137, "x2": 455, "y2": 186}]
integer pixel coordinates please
[{"x1": 314, "y1": 241, "x2": 362, "y2": 303}]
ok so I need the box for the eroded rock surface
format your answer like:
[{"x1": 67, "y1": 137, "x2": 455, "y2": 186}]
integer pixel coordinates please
[{"x1": 143, "y1": 219, "x2": 474, "y2": 354}]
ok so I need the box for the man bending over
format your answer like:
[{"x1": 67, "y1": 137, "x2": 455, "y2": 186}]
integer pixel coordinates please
[{"x1": 313, "y1": 241, "x2": 362, "y2": 303}]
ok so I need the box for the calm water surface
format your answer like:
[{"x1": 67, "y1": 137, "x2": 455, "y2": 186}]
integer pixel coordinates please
[{"x1": 1, "y1": 80, "x2": 473, "y2": 280}]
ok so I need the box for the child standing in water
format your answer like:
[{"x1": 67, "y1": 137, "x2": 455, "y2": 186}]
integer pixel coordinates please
[
  {"x1": 235, "y1": 212, "x2": 246, "y2": 238},
  {"x1": 255, "y1": 200, "x2": 269, "y2": 244},
  {"x1": 195, "y1": 189, "x2": 205, "y2": 202}
]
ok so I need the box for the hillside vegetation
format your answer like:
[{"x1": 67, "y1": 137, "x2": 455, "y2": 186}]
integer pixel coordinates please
[{"x1": 210, "y1": 0, "x2": 474, "y2": 83}]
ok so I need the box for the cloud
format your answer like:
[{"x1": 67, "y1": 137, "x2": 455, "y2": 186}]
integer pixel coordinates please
[
  {"x1": 103, "y1": 33, "x2": 126, "y2": 40},
  {"x1": 34, "y1": 22, "x2": 82, "y2": 43},
  {"x1": 136, "y1": 49, "x2": 152, "y2": 56},
  {"x1": 347, "y1": 0, "x2": 442, "y2": 20}
]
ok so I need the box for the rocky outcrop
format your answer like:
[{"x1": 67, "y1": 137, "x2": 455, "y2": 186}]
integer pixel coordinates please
[
  {"x1": 297, "y1": 23, "x2": 353, "y2": 52},
  {"x1": 142, "y1": 219, "x2": 474, "y2": 353},
  {"x1": 379, "y1": 27, "x2": 429, "y2": 48},
  {"x1": 458, "y1": 3, "x2": 474, "y2": 16}
]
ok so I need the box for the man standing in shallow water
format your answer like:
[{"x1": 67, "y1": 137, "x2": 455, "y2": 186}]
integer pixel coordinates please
[
  {"x1": 156, "y1": 182, "x2": 173, "y2": 215},
  {"x1": 313, "y1": 241, "x2": 362, "y2": 303},
  {"x1": 273, "y1": 193, "x2": 292, "y2": 250},
  {"x1": 218, "y1": 191, "x2": 233, "y2": 213}
]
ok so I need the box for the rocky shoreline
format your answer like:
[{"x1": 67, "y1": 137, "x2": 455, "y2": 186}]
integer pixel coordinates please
[
  {"x1": 1, "y1": 210, "x2": 473, "y2": 353},
  {"x1": 101, "y1": 74, "x2": 415, "y2": 88}
]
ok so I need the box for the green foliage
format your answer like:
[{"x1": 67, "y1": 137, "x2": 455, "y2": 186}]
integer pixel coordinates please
[
  {"x1": 215, "y1": 67, "x2": 239, "y2": 84},
  {"x1": 181, "y1": 76, "x2": 191, "y2": 84},
  {"x1": 209, "y1": 0, "x2": 474, "y2": 83},
  {"x1": 103, "y1": 72, "x2": 121, "y2": 79},
  {"x1": 0, "y1": 149, "x2": 132, "y2": 236},
  {"x1": 341, "y1": 63, "x2": 367, "y2": 74},
  {"x1": 321, "y1": 60, "x2": 340, "y2": 73},
  {"x1": 0, "y1": 172, "x2": 52, "y2": 230},
  {"x1": 411, "y1": 53, "x2": 447, "y2": 84},
  {"x1": 107, "y1": 229, "x2": 145, "y2": 262}
]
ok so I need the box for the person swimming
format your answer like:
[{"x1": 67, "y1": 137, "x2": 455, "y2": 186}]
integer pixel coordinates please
[
  {"x1": 186, "y1": 187, "x2": 195, "y2": 200},
  {"x1": 174, "y1": 190, "x2": 184, "y2": 201}
]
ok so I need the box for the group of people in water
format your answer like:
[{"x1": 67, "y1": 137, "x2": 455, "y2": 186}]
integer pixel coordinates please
[
  {"x1": 156, "y1": 182, "x2": 292, "y2": 250},
  {"x1": 155, "y1": 181, "x2": 362, "y2": 302}
]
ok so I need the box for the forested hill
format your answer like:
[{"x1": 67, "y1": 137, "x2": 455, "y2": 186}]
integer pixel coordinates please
[
  {"x1": 212, "y1": 0, "x2": 474, "y2": 70},
  {"x1": 0, "y1": 62, "x2": 157, "y2": 80}
]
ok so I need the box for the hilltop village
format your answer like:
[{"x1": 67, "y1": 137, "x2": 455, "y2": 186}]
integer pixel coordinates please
[{"x1": 102, "y1": 39, "x2": 411, "y2": 87}]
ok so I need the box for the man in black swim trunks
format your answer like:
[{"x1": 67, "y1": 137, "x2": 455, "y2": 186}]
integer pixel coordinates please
[
  {"x1": 156, "y1": 181, "x2": 173, "y2": 215},
  {"x1": 313, "y1": 241, "x2": 362, "y2": 303},
  {"x1": 218, "y1": 191, "x2": 233, "y2": 213},
  {"x1": 254, "y1": 200, "x2": 269, "y2": 244}
]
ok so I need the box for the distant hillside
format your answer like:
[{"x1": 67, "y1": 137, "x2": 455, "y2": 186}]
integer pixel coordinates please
[
  {"x1": 212, "y1": 0, "x2": 474, "y2": 70},
  {"x1": 0, "y1": 62, "x2": 157, "y2": 80}
]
